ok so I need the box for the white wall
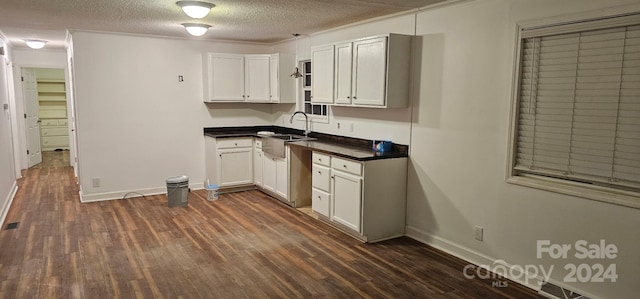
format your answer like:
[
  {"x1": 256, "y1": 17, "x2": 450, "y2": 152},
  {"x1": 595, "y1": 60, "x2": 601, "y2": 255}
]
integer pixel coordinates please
[
  {"x1": 407, "y1": 0, "x2": 640, "y2": 298},
  {"x1": 71, "y1": 32, "x2": 274, "y2": 201},
  {"x1": 0, "y1": 39, "x2": 18, "y2": 226}
]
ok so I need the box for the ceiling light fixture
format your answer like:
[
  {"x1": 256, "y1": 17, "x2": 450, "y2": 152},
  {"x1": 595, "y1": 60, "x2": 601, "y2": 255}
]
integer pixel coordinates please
[
  {"x1": 177, "y1": 1, "x2": 215, "y2": 19},
  {"x1": 182, "y1": 23, "x2": 211, "y2": 36},
  {"x1": 24, "y1": 39, "x2": 47, "y2": 49}
]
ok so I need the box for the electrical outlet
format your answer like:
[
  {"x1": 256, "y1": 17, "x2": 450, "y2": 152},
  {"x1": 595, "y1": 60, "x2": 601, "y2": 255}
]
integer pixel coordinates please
[
  {"x1": 337, "y1": 122, "x2": 341, "y2": 129},
  {"x1": 474, "y1": 226, "x2": 484, "y2": 241},
  {"x1": 92, "y1": 178, "x2": 101, "y2": 188}
]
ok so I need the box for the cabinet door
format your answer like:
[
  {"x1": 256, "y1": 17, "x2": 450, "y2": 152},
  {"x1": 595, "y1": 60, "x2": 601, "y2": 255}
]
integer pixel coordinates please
[
  {"x1": 254, "y1": 148, "x2": 263, "y2": 187},
  {"x1": 352, "y1": 37, "x2": 387, "y2": 106},
  {"x1": 208, "y1": 53, "x2": 245, "y2": 102},
  {"x1": 245, "y1": 55, "x2": 271, "y2": 102},
  {"x1": 275, "y1": 156, "x2": 288, "y2": 199},
  {"x1": 269, "y1": 54, "x2": 280, "y2": 102},
  {"x1": 311, "y1": 45, "x2": 334, "y2": 103},
  {"x1": 334, "y1": 42, "x2": 353, "y2": 104},
  {"x1": 331, "y1": 170, "x2": 362, "y2": 233},
  {"x1": 217, "y1": 148, "x2": 253, "y2": 187},
  {"x1": 262, "y1": 153, "x2": 277, "y2": 192}
]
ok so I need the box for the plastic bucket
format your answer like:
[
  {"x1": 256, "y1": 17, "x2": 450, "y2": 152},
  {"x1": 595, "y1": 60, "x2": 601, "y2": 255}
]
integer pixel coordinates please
[{"x1": 205, "y1": 184, "x2": 219, "y2": 201}]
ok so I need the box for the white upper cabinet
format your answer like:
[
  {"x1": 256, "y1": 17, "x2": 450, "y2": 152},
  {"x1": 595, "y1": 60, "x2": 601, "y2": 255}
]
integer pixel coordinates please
[
  {"x1": 269, "y1": 54, "x2": 296, "y2": 103},
  {"x1": 352, "y1": 37, "x2": 387, "y2": 106},
  {"x1": 204, "y1": 53, "x2": 296, "y2": 103},
  {"x1": 334, "y1": 42, "x2": 353, "y2": 105},
  {"x1": 316, "y1": 33, "x2": 412, "y2": 108},
  {"x1": 244, "y1": 55, "x2": 271, "y2": 102},
  {"x1": 206, "y1": 53, "x2": 245, "y2": 102},
  {"x1": 310, "y1": 44, "x2": 335, "y2": 104}
]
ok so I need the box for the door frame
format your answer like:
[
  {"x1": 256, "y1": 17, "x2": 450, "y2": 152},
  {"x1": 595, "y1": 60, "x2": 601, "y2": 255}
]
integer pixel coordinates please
[{"x1": 11, "y1": 62, "x2": 72, "y2": 174}]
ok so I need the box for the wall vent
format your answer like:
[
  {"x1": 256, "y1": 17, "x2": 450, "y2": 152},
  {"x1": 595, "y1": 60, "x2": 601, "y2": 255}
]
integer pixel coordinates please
[{"x1": 539, "y1": 281, "x2": 591, "y2": 299}]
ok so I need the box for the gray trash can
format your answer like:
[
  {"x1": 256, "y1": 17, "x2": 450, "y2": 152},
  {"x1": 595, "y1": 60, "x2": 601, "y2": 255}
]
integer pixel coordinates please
[{"x1": 166, "y1": 175, "x2": 189, "y2": 207}]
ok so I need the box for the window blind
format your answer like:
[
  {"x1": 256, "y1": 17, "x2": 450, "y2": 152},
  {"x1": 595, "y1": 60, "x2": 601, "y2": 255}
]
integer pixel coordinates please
[{"x1": 515, "y1": 23, "x2": 640, "y2": 192}]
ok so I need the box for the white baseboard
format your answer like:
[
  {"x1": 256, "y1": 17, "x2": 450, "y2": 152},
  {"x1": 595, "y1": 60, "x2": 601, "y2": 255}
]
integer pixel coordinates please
[
  {"x1": 405, "y1": 225, "x2": 544, "y2": 291},
  {"x1": 79, "y1": 182, "x2": 204, "y2": 203},
  {"x1": 0, "y1": 182, "x2": 18, "y2": 226}
]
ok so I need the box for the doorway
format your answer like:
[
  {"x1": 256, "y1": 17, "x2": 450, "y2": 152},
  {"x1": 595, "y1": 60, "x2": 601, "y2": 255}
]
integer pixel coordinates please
[{"x1": 22, "y1": 67, "x2": 70, "y2": 167}]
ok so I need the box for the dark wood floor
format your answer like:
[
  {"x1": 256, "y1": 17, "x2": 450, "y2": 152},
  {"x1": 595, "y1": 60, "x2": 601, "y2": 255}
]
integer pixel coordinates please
[{"x1": 0, "y1": 151, "x2": 545, "y2": 298}]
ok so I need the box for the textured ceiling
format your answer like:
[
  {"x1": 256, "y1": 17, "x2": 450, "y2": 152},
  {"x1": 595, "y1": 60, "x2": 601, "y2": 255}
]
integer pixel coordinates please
[{"x1": 0, "y1": 0, "x2": 446, "y2": 49}]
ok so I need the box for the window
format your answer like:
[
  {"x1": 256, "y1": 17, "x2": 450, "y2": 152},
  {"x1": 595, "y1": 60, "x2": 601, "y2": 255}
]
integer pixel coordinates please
[
  {"x1": 509, "y1": 14, "x2": 640, "y2": 206},
  {"x1": 301, "y1": 60, "x2": 328, "y2": 122}
]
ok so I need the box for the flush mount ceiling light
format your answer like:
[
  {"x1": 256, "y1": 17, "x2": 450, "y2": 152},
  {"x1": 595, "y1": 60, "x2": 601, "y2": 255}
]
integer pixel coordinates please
[
  {"x1": 24, "y1": 39, "x2": 47, "y2": 49},
  {"x1": 182, "y1": 23, "x2": 211, "y2": 36},
  {"x1": 177, "y1": 1, "x2": 215, "y2": 19}
]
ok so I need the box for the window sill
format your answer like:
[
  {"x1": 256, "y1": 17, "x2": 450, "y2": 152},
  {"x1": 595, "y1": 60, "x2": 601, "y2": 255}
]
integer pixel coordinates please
[{"x1": 507, "y1": 174, "x2": 640, "y2": 209}]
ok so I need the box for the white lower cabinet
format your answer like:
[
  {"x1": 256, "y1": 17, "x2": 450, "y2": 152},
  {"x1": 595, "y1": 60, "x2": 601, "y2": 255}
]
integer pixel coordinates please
[
  {"x1": 312, "y1": 152, "x2": 331, "y2": 217},
  {"x1": 331, "y1": 169, "x2": 362, "y2": 232},
  {"x1": 254, "y1": 139, "x2": 263, "y2": 187},
  {"x1": 260, "y1": 144, "x2": 311, "y2": 207},
  {"x1": 262, "y1": 151, "x2": 280, "y2": 194},
  {"x1": 205, "y1": 136, "x2": 254, "y2": 190},
  {"x1": 311, "y1": 151, "x2": 407, "y2": 242}
]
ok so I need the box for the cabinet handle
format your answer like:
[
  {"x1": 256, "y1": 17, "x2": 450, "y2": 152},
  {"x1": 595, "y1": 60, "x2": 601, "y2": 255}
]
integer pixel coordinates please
[
  {"x1": 219, "y1": 154, "x2": 222, "y2": 157},
  {"x1": 234, "y1": 143, "x2": 238, "y2": 146},
  {"x1": 317, "y1": 171, "x2": 322, "y2": 174},
  {"x1": 347, "y1": 96, "x2": 351, "y2": 99},
  {"x1": 353, "y1": 96, "x2": 357, "y2": 99},
  {"x1": 343, "y1": 165, "x2": 347, "y2": 168},
  {"x1": 331, "y1": 176, "x2": 334, "y2": 179},
  {"x1": 317, "y1": 196, "x2": 321, "y2": 199}
]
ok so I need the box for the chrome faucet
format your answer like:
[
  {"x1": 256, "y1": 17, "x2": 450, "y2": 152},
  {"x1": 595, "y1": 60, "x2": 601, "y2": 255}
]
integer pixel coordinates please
[{"x1": 290, "y1": 111, "x2": 310, "y2": 136}]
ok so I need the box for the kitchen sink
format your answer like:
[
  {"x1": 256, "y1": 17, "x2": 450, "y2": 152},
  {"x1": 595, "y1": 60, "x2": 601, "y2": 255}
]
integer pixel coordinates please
[
  {"x1": 270, "y1": 134, "x2": 315, "y2": 141},
  {"x1": 263, "y1": 134, "x2": 316, "y2": 158}
]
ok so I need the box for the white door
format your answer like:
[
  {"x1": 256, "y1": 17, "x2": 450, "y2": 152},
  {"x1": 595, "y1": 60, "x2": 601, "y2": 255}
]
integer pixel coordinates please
[
  {"x1": 331, "y1": 170, "x2": 362, "y2": 232},
  {"x1": 68, "y1": 58, "x2": 80, "y2": 174},
  {"x1": 310, "y1": 45, "x2": 334, "y2": 104},
  {"x1": 23, "y1": 68, "x2": 42, "y2": 167},
  {"x1": 275, "y1": 155, "x2": 288, "y2": 199},
  {"x1": 208, "y1": 53, "x2": 245, "y2": 102},
  {"x1": 352, "y1": 37, "x2": 387, "y2": 106},
  {"x1": 244, "y1": 55, "x2": 270, "y2": 102},
  {"x1": 254, "y1": 148, "x2": 263, "y2": 187},
  {"x1": 262, "y1": 153, "x2": 277, "y2": 192},
  {"x1": 217, "y1": 148, "x2": 253, "y2": 187},
  {"x1": 269, "y1": 54, "x2": 279, "y2": 103},
  {"x1": 334, "y1": 42, "x2": 353, "y2": 104}
]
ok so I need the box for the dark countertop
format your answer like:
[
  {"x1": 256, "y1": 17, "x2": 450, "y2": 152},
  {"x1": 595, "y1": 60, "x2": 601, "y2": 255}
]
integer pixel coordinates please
[{"x1": 204, "y1": 126, "x2": 408, "y2": 161}]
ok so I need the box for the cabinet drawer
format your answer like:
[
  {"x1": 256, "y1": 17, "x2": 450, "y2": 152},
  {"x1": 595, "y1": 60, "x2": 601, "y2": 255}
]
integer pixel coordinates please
[
  {"x1": 41, "y1": 127, "x2": 68, "y2": 136},
  {"x1": 312, "y1": 189, "x2": 331, "y2": 217},
  {"x1": 41, "y1": 119, "x2": 58, "y2": 126},
  {"x1": 312, "y1": 164, "x2": 331, "y2": 192},
  {"x1": 331, "y1": 157, "x2": 362, "y2": 176},
  {"x1": 217, "y1": 138, "x2": 253, "y2": 149},
  {"x1": 42, "y1": 136, "x2": 69, "y2": 147},
  {"x1": 312, "y1": 152, "x2": 330, "y2": 167},
  {"x1": 254, "y1": 138, "x2": 263, "y2": 149}
]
